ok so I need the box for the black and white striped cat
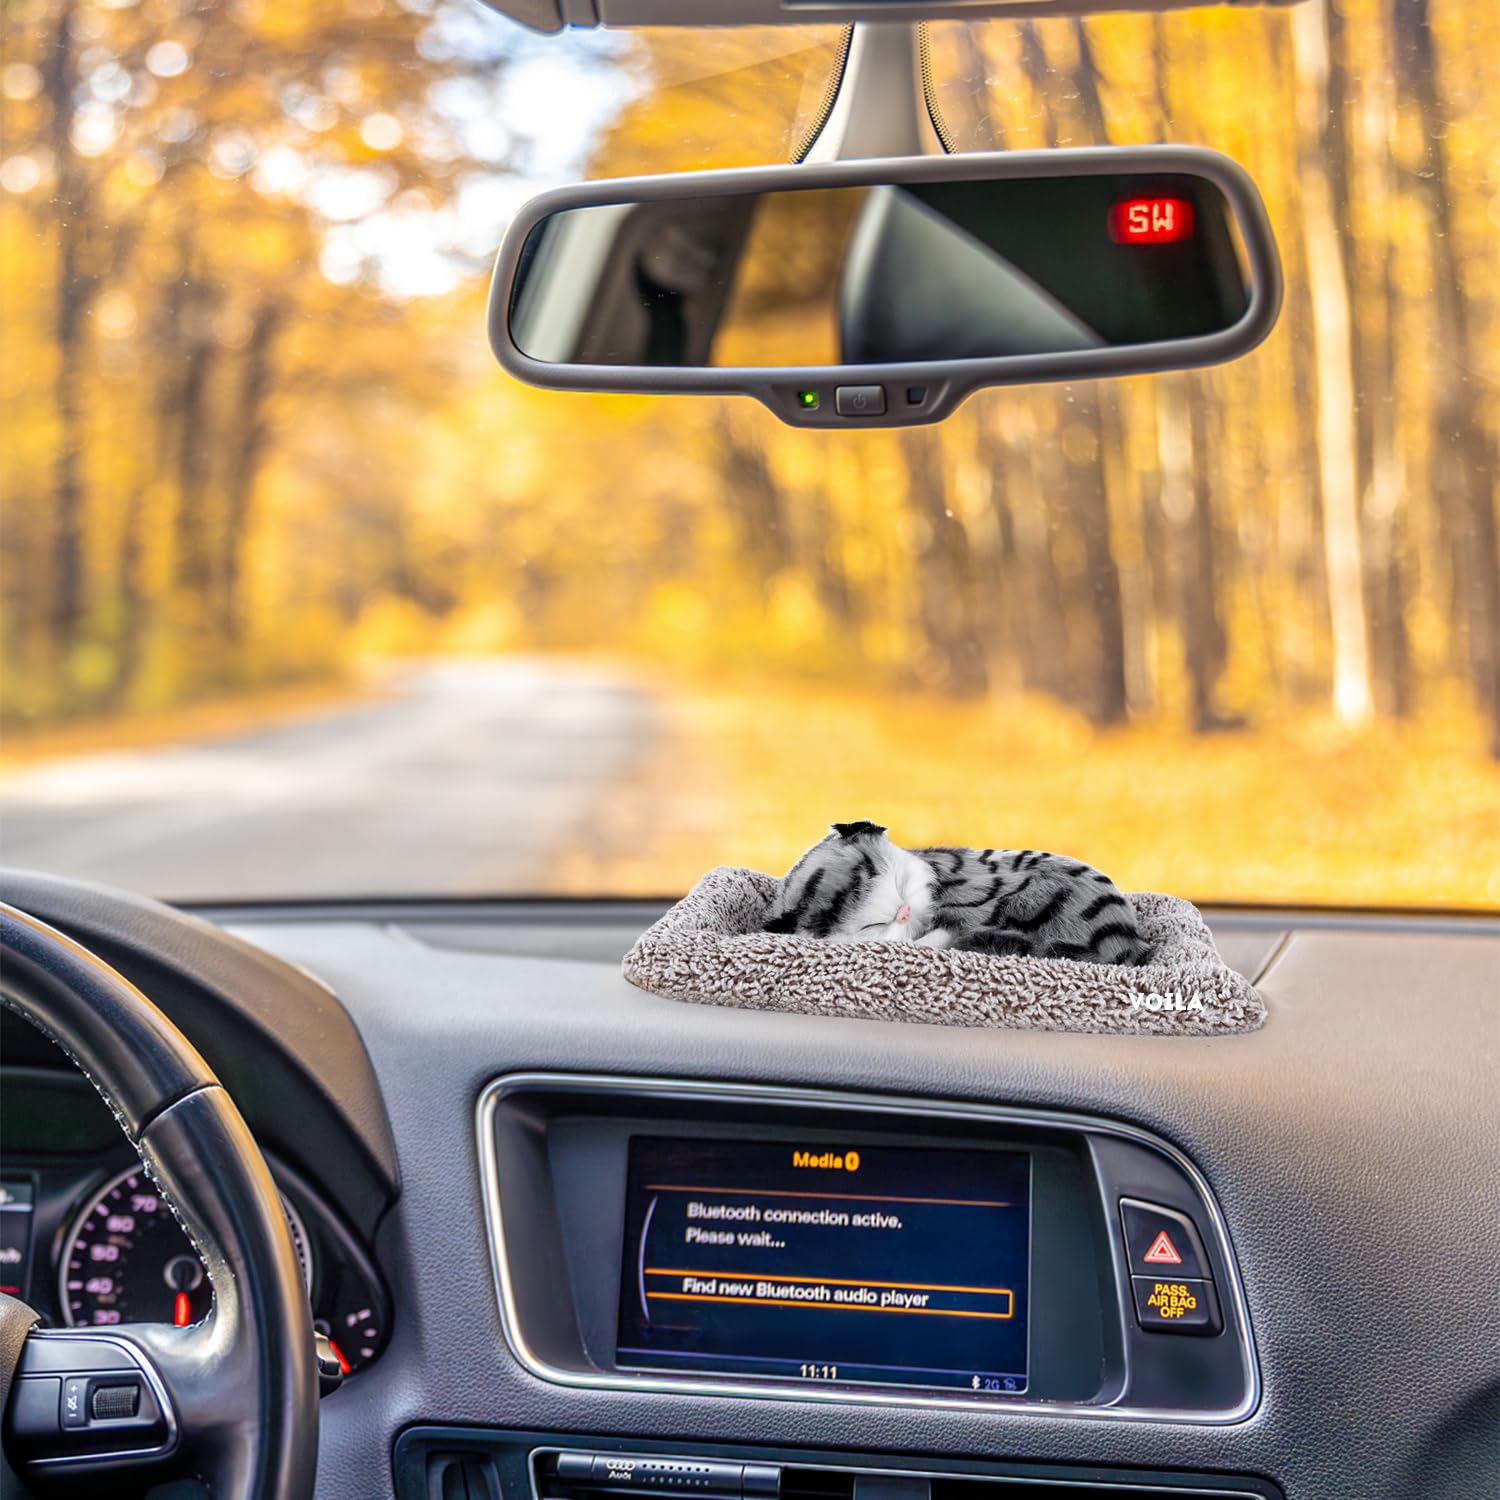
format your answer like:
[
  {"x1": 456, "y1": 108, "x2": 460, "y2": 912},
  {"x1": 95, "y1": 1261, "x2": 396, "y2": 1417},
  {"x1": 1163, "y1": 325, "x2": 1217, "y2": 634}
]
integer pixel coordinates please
[{"x1": 764, "y1": 820, "x2": 1154, "y2": 966}]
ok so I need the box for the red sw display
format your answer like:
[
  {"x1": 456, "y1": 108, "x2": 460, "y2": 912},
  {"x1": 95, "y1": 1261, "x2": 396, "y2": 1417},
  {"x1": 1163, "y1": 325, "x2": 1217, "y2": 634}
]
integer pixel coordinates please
[{"x1": 1109, "y1": 197, "x2": 1195, "y2": 245}]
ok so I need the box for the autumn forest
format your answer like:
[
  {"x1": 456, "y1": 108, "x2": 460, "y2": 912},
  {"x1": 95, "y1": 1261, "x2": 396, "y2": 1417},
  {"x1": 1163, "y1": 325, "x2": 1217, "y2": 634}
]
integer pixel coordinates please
[{"x1": 1, "y1": 0, "x2": 1497, "y2": 905}]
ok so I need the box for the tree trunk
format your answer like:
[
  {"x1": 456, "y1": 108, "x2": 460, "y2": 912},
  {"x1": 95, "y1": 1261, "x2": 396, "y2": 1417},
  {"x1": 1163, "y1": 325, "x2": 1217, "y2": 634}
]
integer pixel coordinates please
[
  {"x1": 1354, "y1": 28, "x2": 1411, "y2": 719},
  {"x1": 1187, "y1": 388, "x2": 1229, "y2": 692},
  {"x1": 901, "y1": 428, "x2": 988, "y2": 698},
  {"x1": 1364, "y1": 425, "x2": 1411, "y2": 719},
  {"x1": 950, "y1": 24, "x2": 1002, "y2": 148},
  {"x1": 41, "y1": 2, "x2": 90, "y2": 669},
  {"x1": 1060, "y1": 389, "x2": 1129, "y2": 725},
  {"x1": 808, "y1": 489, "x2": 861, "y2": 636},
  {"x1": 984, "y1": 417, "x2": 1069, "y2": 699},
  {"x1": 1129, "y1": 391, "x2": 1168, "y2": 717},
  {"x1": 716, "y1": 409, "x2": 792, "y2": 578},
  {"x1": 1393, "y1": 0, "x2": 1500, "y2": 753},
  {"x1": 1005, "y1": 28, "x2": 1128, "y2": 725},
  {"x1": 1018, "y1": 23, "x2": 1060, "y2": 149},
  {"x1": 973, "y1": 416, "x2": 1021, "y2": 683},
  {"x1": 1292, "y1": 0, "x2": 1374, "y2": 724},
  {"x1": 171, "y1": 277, "x2": 219, "y2": 619},
  {"x1": 1070, "y1": 20, "x2": 1109, "y2": 143},
  {"x1": 219, "y1": 303, "x2": 284, "y2": 643},
  {"x1": 1010, "y1": 425, "x2": 1075, "y2": 701},
  {"x1": 1157, "y1": 379, "x2": 1231, "y2": 730},
  {"x1": 111, "y1": 489, "x2": 150, "y2": 705}
]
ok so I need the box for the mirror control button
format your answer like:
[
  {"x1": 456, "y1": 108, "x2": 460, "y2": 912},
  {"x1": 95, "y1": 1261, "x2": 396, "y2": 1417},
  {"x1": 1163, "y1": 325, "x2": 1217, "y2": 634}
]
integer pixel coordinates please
[
  {"x1": 1131, "y1": 1275, "x2": 1222, "y2": 1335},
  {"x1": 835, "y1": 385, "x2": 886, "y2": 417}
]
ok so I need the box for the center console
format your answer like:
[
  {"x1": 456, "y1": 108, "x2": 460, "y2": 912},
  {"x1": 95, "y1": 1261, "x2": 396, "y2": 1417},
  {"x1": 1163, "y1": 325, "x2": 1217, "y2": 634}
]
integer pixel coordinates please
[{"x1": 475, "y1": 1074, "x2": 1256, "y2": 1423}]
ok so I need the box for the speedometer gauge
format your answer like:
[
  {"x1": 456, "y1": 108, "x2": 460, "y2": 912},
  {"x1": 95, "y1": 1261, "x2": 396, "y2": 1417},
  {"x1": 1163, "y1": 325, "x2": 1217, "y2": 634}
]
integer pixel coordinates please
[{"x1": 59, "y1": 1164, "x2": 313, "y2": 1328}]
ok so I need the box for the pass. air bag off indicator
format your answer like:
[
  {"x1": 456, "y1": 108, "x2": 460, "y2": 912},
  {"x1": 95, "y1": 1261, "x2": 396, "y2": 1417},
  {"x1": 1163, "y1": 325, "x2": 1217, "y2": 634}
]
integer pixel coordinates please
[
  {"x1": 616, "y1": 1138, "x2": 1031, "y2": 1396},
  {"x1": 1130, "y1": 1276, "x2": 1223, "y2": 1334}
]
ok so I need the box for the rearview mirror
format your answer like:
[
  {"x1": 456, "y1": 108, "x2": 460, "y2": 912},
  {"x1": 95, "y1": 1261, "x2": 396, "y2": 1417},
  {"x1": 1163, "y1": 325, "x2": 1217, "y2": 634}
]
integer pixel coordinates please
[{"x1": 489, "y1": 148, "x2": 1281, "y2": 427}]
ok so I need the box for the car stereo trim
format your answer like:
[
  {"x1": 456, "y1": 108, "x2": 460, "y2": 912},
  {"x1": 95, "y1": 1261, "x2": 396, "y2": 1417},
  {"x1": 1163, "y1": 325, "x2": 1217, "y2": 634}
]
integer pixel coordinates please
[{"x1": 475, "y1": 1072, "x2": 1260, "y2": 1424}]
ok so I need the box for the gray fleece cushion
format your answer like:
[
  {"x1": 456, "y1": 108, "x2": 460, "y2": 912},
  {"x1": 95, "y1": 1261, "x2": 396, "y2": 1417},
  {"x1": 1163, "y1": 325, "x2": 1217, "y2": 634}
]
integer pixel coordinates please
[{"x1": 623, "y1": 866, "x2": 1266, "y2": 1036}]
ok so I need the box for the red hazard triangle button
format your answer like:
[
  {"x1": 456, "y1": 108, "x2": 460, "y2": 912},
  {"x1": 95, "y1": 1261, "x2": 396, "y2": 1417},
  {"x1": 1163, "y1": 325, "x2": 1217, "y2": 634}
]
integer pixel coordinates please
[
  {"x1": 1143, "y1": 1230, "x2": 1183, "y2": 1265},
  {"x1": 1122, "y1": 1200, "x2": 1208, "y2": 1277}
]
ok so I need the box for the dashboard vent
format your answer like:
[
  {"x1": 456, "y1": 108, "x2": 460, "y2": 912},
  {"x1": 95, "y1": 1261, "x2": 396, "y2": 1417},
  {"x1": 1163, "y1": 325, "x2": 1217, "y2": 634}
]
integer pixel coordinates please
[
  {"x1": 782, "y1": 1472, "x2": 1248, "y2": 1500},
  {"x1": 429, "y1": 1453, "x2": 501, "y2": 1500},
  {"x1": 396, "y1": 1439, "x2": 1283, "y2": 1500},
  {"x1": 540, "y1": 1453, "x2": 1273, "y2": 1500}
]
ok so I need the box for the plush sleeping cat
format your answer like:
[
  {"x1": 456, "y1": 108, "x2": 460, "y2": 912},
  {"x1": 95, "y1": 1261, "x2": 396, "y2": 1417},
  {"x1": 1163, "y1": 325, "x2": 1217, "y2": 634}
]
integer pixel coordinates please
[{"x1": 764, "y1": 820, "x2": 1154, "y2": 966}]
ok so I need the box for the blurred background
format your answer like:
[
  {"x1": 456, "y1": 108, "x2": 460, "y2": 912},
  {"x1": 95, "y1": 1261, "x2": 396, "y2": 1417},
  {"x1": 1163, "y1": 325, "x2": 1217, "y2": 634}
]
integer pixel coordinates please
[{"x1": 0, "y1": 0, "x2": 1496, "y2": 905}]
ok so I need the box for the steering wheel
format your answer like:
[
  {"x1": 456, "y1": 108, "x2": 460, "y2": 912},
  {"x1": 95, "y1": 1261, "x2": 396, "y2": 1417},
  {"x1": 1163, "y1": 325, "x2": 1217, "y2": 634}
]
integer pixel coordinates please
[{"x1": 0, "y1": 903, "x2": 319, "y2": 1498}]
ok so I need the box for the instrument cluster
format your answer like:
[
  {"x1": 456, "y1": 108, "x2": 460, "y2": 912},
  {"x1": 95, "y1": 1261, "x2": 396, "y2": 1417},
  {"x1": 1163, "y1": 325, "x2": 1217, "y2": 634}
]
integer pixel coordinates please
[{"x1": 2, "y1": 1151, "x2": 389, "y2": 1377}]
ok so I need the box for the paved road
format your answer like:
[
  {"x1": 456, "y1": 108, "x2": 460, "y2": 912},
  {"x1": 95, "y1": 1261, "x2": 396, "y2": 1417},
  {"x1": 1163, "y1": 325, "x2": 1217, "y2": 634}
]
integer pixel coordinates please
[{"x1": 0, "y1": 660, "x2": 658, "y2": 901}]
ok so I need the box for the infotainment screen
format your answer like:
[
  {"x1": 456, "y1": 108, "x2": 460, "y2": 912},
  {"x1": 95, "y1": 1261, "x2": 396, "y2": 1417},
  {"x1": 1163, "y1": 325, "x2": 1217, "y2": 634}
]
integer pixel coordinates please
[{"x1": 616, "y1": 1137, "x2": 1031, "y2": 1395}]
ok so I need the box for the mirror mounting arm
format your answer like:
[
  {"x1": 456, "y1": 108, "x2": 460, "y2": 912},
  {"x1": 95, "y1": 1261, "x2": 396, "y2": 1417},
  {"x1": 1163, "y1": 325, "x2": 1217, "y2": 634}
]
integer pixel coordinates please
[{"x1": 799, "y1": 24, "x2": 950, "y2": 164}]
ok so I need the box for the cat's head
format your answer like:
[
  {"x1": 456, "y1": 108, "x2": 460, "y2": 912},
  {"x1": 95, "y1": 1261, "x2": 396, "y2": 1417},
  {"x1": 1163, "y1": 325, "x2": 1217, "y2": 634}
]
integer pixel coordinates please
[{"x1": 764, "y1": 821, "x2": 937, "y2": 942}]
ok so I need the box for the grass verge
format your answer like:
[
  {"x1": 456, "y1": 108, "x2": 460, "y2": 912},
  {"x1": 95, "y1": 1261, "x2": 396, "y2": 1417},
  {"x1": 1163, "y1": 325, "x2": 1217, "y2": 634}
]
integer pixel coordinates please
[{"x1": 557, "y1": 673, "x2": 1500, "y2": 910}]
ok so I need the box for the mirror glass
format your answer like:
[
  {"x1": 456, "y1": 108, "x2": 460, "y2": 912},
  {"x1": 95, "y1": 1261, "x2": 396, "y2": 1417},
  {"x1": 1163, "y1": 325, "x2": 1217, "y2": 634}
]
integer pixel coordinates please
[{"x1": 508, "y1": 173, "x2": 1252, "y2": 370}]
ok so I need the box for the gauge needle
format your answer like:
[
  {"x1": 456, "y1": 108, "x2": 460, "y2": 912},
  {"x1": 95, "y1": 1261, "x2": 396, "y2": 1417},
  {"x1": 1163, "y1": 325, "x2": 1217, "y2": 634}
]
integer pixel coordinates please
[
  {"x1": 327, "y1": 1338, "x2": 351, "y2": 1375},
  {"x1": 173, "y1": 1291, "x2": 191, "y2": 1327}
]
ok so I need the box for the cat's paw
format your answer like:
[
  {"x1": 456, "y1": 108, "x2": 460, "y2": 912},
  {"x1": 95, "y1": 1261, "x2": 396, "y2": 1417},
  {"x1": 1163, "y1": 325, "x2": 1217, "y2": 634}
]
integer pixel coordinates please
[{"x1": 915, "y1": 928, "x2": 954, "y2": 949}]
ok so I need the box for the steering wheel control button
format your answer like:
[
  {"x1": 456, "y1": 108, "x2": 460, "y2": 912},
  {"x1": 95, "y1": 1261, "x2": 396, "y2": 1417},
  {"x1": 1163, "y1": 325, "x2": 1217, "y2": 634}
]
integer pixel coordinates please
[
  {"x1": 4, "y1": 1377, "x2": 61, "y2": 1442},
  {"x1": 60, "y1": 1377, "x2": 89, "y2": 1429},
  {"x1": 835, "y1": 384, "x2": 886, "y2": 417},
  {"x1": 17, "y1": 1336, "x2": 137, "y2": 1375},
  {"x1": 90, "y1": 1381, "x2": 141, "y2": 1420},
  {"x1": 1120, "y1": 1198, "x2": 1211, "y2": 1280},
  {"x1": 1131, "y1": 1275, "x2": 1222, "y2": 1335}
]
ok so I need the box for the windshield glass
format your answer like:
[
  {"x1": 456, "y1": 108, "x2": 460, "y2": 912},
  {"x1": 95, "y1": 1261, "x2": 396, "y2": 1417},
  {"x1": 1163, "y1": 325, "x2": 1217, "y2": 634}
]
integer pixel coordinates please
[{"x1": 1, "y1": 4, "x2": 1496, "y2": 907}]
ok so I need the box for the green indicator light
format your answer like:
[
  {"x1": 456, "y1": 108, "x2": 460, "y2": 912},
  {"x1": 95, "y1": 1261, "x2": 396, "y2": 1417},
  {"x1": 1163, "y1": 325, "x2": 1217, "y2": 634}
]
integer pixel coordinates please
[{"x1": 797, "y1": 390, "x2": 819, "y2": 410}]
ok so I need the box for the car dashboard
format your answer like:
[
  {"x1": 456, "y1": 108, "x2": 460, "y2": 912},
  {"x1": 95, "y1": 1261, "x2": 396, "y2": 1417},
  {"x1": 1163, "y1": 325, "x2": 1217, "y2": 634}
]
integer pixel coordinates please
[{"x1": 0, "y1": 873, "x2": 1495, "y2": 1500}]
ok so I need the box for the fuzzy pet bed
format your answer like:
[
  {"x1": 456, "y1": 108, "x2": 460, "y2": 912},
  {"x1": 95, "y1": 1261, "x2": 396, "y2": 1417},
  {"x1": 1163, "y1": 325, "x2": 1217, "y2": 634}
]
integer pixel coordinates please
[{"x1": 623, "y1": 866, "x2": 1266, "y2": 1037}]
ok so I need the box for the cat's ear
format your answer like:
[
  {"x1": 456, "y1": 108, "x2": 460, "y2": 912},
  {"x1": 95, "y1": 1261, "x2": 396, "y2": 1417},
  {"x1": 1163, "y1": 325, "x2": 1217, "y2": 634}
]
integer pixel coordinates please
[{"x1": 831, "y1": 820, "x2": 888, "y2": 840}]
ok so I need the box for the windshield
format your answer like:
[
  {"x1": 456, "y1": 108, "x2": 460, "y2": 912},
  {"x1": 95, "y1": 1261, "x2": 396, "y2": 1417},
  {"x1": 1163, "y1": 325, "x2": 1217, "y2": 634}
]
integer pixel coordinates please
[{"x1": 1, "y1": 4, "x2": 1496, "y2": 908}]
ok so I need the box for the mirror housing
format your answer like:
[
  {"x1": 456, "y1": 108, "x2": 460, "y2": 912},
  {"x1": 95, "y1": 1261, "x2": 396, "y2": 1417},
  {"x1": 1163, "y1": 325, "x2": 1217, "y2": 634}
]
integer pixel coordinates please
[
  {"x1": 488, "y1": 148, "x2": 1282, "y2": 429},
  {"x1": 479, "y1": 0, "x2": 1301, "y2": 38}
]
